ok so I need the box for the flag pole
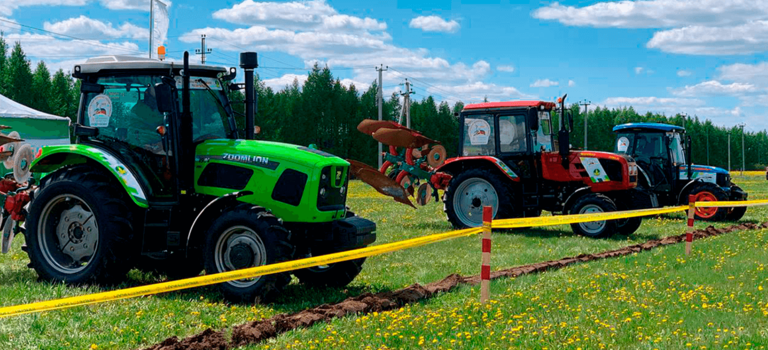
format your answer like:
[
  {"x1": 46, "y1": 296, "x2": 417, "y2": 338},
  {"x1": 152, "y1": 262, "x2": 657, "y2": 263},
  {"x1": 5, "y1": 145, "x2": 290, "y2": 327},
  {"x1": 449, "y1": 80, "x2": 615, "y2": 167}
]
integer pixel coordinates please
[{"x1": 149, "y1": 0, "x2": 154, "y2": 58}]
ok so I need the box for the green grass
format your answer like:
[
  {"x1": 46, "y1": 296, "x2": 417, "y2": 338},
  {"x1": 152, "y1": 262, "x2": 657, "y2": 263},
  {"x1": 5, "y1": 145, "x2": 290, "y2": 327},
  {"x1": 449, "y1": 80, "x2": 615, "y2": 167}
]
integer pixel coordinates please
[{"x1": 0, "y1": 174, "x2": 766, "y2": 349}]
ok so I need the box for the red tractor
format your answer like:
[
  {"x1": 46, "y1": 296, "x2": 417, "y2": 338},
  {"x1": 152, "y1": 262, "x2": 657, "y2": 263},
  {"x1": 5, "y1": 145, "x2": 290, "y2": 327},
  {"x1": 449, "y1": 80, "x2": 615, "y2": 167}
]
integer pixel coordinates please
[
  {"x1": 351, "y1": 95, "x2": 644, "y2": 238},
  {"x1": 432, "y1": 95, "x2": 645, "y2": 238}
]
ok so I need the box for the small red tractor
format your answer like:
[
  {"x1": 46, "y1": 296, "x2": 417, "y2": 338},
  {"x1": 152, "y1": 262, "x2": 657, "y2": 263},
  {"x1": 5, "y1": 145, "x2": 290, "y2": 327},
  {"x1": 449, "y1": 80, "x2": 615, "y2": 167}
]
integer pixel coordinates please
[{"x1": 354, "y1": 95, "x2": 646, "y2": 238}]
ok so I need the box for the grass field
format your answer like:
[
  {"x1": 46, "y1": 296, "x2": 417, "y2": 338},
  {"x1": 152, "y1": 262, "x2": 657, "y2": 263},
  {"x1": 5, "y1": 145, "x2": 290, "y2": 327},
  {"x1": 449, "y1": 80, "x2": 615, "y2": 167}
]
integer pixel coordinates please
[{"x1": 0, "y1": 174, "x2": 766, "y2": 349}]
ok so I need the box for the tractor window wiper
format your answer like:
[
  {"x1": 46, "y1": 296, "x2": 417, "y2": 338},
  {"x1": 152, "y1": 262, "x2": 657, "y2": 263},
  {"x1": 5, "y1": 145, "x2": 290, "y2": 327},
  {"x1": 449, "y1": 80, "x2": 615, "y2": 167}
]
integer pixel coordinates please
[{"x1": 196, "y1": 78, "x2": 238, "y2": 139}]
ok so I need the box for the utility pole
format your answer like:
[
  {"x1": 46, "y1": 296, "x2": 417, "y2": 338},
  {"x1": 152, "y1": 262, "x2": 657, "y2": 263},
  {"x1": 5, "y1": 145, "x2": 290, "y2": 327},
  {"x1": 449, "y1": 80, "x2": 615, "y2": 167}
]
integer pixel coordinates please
[
  {"x1": 706, "y1": 128, "x2": 710, "y2": 165},
  {"x1": 579, "y1": 100, "x2": 591, "y2": 150},
  {"x1": 739, "y1": 123, "x2": 746, "y2": 175},
  {"x1": 375, "y1": 64, "x2": 388, "y2": 168},
  {"x1": 728, "y1": 132, "x2": 731, "y2": 172},
  {"x1": 399, "y1": 79, "x2": 414, "y2": 128},
  {"x1": 195, "y1": 34, "x2": 212, "y2": 64},
  {"x1": 149, "y1": 0, "x2": 154, "y2": 58}
]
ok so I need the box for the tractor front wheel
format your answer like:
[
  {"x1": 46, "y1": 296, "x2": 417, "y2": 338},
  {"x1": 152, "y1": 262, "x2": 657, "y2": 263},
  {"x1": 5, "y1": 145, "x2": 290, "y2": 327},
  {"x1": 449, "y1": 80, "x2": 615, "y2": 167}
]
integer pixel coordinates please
[
  {"x1": 26, "y1": 166, "x2": 136, "y2": 284},
  {"x1": 203, "y1": 204, "x2": 293, "y2": 303},
  {"x1": 569, "y1": 193, "x2": 618, "y2": 238},
  {"x1": 687, "y1": 183, "x2": 728, "y2": 221},
  {"x1": 293, "y1": 211, "x2": 366, "y2": 288},
  {"x1": 725, "y1": 185, "x2": 747, "y2": 221},
  {"x1": 443, "y1": 169, "x2": 514, "y2": 228}
]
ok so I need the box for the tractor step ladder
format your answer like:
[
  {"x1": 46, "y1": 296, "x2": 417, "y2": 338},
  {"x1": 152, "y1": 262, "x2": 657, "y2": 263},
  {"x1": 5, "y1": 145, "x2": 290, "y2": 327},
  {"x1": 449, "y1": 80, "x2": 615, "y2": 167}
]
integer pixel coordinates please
[{"x1": 521, "y1": 181, "x2": 540, "y2": 208}]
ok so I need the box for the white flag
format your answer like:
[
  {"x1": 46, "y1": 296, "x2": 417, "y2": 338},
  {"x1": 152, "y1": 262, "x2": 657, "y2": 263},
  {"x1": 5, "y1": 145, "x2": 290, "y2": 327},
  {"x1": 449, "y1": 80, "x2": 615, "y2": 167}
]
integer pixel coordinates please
[{"x1": 151, "y1": 0, "x2": 169, "y2": 59}]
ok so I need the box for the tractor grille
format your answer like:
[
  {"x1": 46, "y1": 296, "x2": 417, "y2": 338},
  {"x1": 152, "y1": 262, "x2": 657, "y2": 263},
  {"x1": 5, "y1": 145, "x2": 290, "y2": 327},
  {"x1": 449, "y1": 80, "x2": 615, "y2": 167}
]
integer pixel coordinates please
[{"x1": 598, "y1": 159, "x2": 624, "y2": 182}]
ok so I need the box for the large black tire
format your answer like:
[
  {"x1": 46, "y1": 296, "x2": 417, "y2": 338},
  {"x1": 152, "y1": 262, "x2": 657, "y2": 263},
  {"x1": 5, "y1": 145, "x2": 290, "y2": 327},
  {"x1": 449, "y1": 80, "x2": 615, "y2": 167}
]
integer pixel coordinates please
[
  {"x1": 293, "y1": 211, "x2": 366, "y2": 288},
  {"x1": 615, "y1": 189, "x2": 651, "y2": 235},
  {"x1": 203, "y1": 204, "x2": 293, "y2": 303},
  {"x1": 725, "y1": 185, "x2": 747, "y2": 221},
  {"x1": 568, "y1": 193, "x2": 618, "y2": 238},
  {"x1": 686, "y1": 183, "x2": 729, "y2": 221},
  {"x1": 616, "y1": 217, "x2": 642, "y2": 235},
  {"x1": 25, "y1": 166, "x2": 136, "y2": 284},
  {"x1": 443, "y1": 168, "x2": 515, "y2": 228}
]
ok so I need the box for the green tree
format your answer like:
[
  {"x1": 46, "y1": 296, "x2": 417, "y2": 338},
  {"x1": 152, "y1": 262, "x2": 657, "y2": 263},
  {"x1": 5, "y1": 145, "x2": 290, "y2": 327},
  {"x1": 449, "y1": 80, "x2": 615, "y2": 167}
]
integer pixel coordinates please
[
  {"x1": 4, "y1": 42, "x2": 33, "y2": 107},
  {"x1": 31, "y1": 61, "x2": 53, "y2": 113},
  {"x1": 0, "y1": 35, "x2": 8, "y2": 96},
  {"x1": 50, "y1": 69, "x2": 74, "y2": 118}
]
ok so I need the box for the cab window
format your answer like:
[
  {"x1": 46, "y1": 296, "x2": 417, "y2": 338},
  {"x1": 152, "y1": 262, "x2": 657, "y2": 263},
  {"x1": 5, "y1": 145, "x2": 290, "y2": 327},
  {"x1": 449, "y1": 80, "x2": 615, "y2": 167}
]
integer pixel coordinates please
[
  {"x1": 536, "y1": 111, "x2": 553, "y2": 152},
  {"x1": 463, "y1": 114, "x2": 495, "y2": 156},
  {"x1": 498, "y1": 115, "x2": 527, "y2": 153}
]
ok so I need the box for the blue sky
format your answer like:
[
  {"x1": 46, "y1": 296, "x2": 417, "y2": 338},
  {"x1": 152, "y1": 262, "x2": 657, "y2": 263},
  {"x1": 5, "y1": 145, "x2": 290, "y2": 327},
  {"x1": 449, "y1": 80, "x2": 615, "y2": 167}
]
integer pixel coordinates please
[{"x1": 4, "y1": 0, "x2": 768, "y2": 131}]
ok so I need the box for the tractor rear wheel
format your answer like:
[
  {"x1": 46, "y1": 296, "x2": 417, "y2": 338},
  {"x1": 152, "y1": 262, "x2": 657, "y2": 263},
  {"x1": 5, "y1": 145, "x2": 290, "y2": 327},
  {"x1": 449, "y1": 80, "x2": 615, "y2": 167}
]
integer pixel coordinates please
[
  {"x1": 293, "y1": 211, "x2": 366, "y2": 288},
  {"x1": 203, "y1": 204, "x2": 293, "y2": 303},
  {"x1": 443, "y1": 168, "x2": 515, "y2": 228},
  {"x1": 26, "y1": 166, "x2": 136, "y2": 284},
  {"x1": 687, "y1": 183, "x2": 728, "y2": 221},
  {"x1": 569, "y1": 193, "x2": 618, "y2": 238},
  {"x1": 725, "y1": 185, "x2": 747, "y2": 221}
]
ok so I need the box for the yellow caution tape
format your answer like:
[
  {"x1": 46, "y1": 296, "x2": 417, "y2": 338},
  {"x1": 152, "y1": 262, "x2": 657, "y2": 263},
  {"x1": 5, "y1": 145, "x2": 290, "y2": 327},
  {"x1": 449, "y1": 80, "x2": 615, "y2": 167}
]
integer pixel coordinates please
[
  {"x1": 694, "y1": 199, "x2": 768, "y2": 208},
  {"x1": 0, "y1": 198, "x2": 762, "y2": 318},
  {"x1": 493, "y1": 206, "x2": 688, "y2": 229},
  {"x1": 0, "y1": 227, "x2": 482, "y2": 318}
]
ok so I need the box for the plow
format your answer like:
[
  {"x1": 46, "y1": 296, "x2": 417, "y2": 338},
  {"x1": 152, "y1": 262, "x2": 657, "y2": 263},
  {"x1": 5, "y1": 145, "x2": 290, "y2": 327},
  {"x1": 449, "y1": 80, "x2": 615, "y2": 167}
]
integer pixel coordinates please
[
  {"x1": 0, "y1": 127, "x2": 36, "y2": 254},
  {"x1": 350, "y1": 119, "x2": 449, "y2": 208}
]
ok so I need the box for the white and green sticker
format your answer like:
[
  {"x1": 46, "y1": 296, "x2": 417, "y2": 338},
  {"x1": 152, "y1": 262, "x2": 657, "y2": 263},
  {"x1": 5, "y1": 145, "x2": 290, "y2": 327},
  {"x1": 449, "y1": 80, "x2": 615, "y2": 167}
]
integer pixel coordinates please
[
  {"x1": 87, "y1": 94, "x2": 112, "y2": 127},
  {"x1": 580, "y1": 157, "x2": 610, "y2": 183}
]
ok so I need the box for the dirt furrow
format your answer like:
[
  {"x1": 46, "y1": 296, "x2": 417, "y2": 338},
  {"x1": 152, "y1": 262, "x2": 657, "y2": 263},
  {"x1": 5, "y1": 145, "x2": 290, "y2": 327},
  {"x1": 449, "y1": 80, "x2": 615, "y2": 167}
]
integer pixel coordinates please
[{"x1": 142, "y1": 222, "x2": 768, "y2": 350}]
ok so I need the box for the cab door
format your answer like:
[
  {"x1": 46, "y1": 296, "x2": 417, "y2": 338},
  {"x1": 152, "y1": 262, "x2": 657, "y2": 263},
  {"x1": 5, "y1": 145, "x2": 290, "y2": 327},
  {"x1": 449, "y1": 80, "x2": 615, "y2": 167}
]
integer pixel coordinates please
[{"x1": 497, "y1": 113, "x2": 533, "y2": 178}]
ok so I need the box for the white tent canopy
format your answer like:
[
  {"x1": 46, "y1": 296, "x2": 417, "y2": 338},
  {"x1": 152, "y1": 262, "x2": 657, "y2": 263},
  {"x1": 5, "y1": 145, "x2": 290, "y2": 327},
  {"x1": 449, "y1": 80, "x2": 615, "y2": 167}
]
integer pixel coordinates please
[{"x1": 0, "y1": 93, "x2": 69, "y2": 121}]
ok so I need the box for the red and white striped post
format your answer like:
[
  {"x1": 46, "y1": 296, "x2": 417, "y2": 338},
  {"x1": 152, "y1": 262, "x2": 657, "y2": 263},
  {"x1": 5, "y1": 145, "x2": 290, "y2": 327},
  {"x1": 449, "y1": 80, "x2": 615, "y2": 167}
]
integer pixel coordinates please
[
  {"x1": 480, "y1": 206, "x2": 492, "y2": 303},
  {"x1": 686, "y1": 194, "x2": 695, "y2": 255}
]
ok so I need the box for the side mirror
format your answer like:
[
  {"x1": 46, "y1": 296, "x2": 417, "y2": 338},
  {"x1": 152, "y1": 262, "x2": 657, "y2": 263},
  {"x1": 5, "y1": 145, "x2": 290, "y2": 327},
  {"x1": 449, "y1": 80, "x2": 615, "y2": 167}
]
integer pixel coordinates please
[
  {"x1": 528, "y1": 109, "x2": 539, "y2": 132},
  {"x1": 81, "y1": 82, "x2": 104, "y2": 94},
  {"x1": 154, "y1": 83, "x2": 174, "y2": 113}
]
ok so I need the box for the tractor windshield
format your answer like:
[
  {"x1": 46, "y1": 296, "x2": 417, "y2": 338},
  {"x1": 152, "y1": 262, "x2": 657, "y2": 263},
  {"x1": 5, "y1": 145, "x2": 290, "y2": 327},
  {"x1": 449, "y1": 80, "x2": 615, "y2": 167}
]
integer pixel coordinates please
[{"x1": 462, "y1": 114, "x2": 495, "y2": 156}]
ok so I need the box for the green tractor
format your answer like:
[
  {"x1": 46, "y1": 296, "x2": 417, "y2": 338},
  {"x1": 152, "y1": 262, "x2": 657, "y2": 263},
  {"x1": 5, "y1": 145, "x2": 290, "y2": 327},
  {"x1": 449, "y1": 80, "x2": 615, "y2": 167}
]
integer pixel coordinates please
[{"x1": 23, "y1": 52, "x2": 375, "y2": 302}]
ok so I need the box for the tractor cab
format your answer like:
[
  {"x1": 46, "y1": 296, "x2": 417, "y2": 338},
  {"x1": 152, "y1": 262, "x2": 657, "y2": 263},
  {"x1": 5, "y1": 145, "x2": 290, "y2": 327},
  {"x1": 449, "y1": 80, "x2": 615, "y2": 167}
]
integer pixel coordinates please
[{"x1": 612, "y1": 123, "x2": 690, "y2": 194}]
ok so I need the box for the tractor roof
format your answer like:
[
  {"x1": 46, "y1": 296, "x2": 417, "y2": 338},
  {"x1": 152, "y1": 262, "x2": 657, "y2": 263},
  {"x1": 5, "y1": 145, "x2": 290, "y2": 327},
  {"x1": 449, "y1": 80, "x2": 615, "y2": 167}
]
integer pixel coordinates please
[
  {"x1": 612, "y1": 123, "x2": 685, "y2": 133},
  {"x1": 463, "y1": 101, "x2": 556, "y2": 111},
  {"x1": 75, "y1": 56, "x2": 227, "y2": 75}
]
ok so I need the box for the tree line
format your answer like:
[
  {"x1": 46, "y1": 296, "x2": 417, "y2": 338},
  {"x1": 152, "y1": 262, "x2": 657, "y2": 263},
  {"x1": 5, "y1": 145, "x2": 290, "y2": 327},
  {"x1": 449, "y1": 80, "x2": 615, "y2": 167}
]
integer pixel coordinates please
[{"x1": 1, "y1": 37, "x2": 766, "y2": 170}]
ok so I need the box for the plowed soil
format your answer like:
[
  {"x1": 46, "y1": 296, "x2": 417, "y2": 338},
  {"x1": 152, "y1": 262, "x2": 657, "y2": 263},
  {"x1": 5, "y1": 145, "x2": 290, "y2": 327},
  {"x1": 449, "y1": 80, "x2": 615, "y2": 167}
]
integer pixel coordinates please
[{"x1": 141, "y1": 222, "x2": 768, "y2": 350}]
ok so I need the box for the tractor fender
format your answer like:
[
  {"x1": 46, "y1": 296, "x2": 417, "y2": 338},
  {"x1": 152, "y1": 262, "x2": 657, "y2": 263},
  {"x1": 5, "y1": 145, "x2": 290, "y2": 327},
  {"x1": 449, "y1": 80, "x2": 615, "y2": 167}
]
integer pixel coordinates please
[
  {"x1": 185, "y1": 191, "x2": 253, "y2": 255},
  {"x1": 436, "y1": 156, "x2": 520, "y2": 182},
  {"x1": 676, "y1": 179, "x2": 703, "y2": 205},
  {"x1": 30, "y1": 145, "x2": 149, "y2": 208},
  {"x1": 562, "y1": 186, "x2": 593, "y2": 213}
]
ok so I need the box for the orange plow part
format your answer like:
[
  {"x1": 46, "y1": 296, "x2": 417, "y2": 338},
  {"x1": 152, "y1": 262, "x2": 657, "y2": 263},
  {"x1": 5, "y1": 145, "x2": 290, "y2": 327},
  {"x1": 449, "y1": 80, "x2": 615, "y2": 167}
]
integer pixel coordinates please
[{"x1": 347, "y1": 159, "x2": 415, "y2": 208}]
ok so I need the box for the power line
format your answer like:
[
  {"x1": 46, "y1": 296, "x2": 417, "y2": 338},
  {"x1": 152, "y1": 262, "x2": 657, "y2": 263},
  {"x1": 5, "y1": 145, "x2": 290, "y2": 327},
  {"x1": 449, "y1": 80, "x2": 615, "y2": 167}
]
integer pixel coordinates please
[
  {"x1": 0, "y1": 18, "x2": 145, "y2": 55},
  {"x1": 387, "y1": 67, "x2": 456, "y2": 100}
]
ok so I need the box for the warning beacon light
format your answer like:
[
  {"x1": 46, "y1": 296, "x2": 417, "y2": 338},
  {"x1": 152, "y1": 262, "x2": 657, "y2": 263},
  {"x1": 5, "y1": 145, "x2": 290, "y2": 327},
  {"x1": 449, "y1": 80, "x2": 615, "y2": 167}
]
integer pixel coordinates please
[{"x1": 157, "y1": 46, "x2": 166, "y2": 61}]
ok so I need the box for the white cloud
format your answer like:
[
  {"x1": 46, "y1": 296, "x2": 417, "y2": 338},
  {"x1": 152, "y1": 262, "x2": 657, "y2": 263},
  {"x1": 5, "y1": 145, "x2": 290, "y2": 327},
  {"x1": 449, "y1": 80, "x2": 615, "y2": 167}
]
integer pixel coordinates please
[
  {"x1": 43, "y1": 16, "x2": 148, "y2": 40},
  {"x1": 677, "y1": 70, "x2": 692, "y2": 77},
  {"x1": 427, "y1": 81, "x2": 533, "y2": 104},
  {"x1": 409, "y1": 15, "x2": 460, "y2": 33},
  {"x1": 99, "y1": 0, "x2": 172, "y2": 11},
  {"x1": 672, "y1": 80, "x2": 759, "y2": 97},
  {"x1": 213, "y1": 0, "x2": 385, "y2": 32},
  {"x1": 568, "y1": 80, "x2": 576, "y2": 87},
  {"x1": 262, "y1": 73, "x2": 308, "y2": 91},
  {"x1": 532, "y1": 0, "x2": 768, "y2": 29},
  {"x1": 497, "y1": 65, "x2": 515, "y2": 73},
  {"x1": 5, "y1": 32, "x2": 141, "y2": 57},
  {"x1": 530, "y1": 79, "x2": 558, "y2": 88},
  {"x1": 600, "y1": 96, "x2": 748, "y2": 127},
  {"x1": 0, "y1": 0, "x2": 87, "y2": 16},
  {"x1": 635, "y1": 67, "x2": 644, "y2": 74},
  {"x1": 718, "y1": 62, "x2": 768, "y2": 85},
  {"x1": 647, "y1": 20, "x2": 768, "y2": 55}
]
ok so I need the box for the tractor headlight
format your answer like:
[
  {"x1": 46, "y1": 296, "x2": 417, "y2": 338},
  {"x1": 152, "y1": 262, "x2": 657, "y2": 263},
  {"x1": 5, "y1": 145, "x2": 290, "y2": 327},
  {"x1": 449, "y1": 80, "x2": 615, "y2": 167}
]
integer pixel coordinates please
[
  {"x1": 317, "y1": 165, "x2": 349, "y2": 211},
  {"x1": 319, "y1": 188, "x2": 327, "y2": 197}
]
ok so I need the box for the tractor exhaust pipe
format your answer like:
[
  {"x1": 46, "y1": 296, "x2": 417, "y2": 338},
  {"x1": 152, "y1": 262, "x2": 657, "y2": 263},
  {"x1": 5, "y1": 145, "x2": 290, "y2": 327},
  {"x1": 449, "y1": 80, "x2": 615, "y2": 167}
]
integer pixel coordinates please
[
  {"x1": 181, "y1": 51, "x2": 193, "y2": 191},
  {"x1": 558, "y1": 94, "x2": 569, "y2": 169},
  {"x1": 240, "y1": 52, "x2": 258, "y2": 140}
]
